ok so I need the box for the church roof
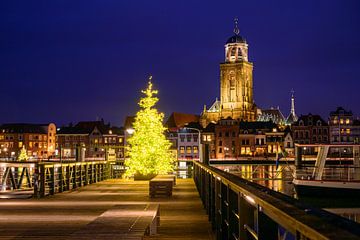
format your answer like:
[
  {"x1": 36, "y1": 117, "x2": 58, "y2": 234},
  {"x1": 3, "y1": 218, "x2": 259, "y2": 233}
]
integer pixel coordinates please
[
  {"x1": 207, "y1": 99, "x2": 221, "y2": 112},
  {"x1": 226, "y1": 35, "x2": 246, "y2": 44},
  {"x1": 257, "y1": 108, "x2": 285, "y2": 125}
]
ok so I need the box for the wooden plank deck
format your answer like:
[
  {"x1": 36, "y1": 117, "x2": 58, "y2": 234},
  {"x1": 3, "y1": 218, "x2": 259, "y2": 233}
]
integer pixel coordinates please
[{"x1": 0, "y1": 178, "x2": 215, "y2": 239}]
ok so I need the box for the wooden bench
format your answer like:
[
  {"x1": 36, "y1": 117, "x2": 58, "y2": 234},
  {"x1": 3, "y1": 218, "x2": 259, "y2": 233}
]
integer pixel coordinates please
[
  {"x1": 68, "y1": 204, "x2": 160, "y2": 239},
  {"x1": 149, "y1": 175, "x2": 175, "y2": 198},
  {"x1": 156, "y1": 174, "x2": 176, "y2": 186}
]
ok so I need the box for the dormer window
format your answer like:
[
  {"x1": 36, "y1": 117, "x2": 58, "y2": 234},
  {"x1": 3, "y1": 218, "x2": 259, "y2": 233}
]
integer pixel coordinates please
[
  {"x1": 316, "y1": 120, "x2": 322, "y2": 126},
  {"x1": 299, "y1": 120, "x2": 304, "y2": 126}
]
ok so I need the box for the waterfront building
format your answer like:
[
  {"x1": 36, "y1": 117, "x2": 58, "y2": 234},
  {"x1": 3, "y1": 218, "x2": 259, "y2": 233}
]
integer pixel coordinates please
[
  {"x1": 291, "y1": 114, "x2": 329, "y2": 154},
  {"x1": 214, "y1": 118, "x2": 239, "y2": 159},
  {"x1": 56, "y1": 120, "x2": 124, "y2": 160},
  {"x1": 200, "y1": 19, "x2": 256, "y2": 127},
  {"x1": 165, "y1": 112, "x2": 201, "y2": 173},
  {"x1": 328, "y1": 107, "x2": 358, "y2": 156},
  {"x1": 0, "y1": 123, "x2": 56, "y2": 160},
  {"x1": 214, "y1": 120, "x2": 282, "y2": 159},
  {"x1": 284, "y1": 126, "x2": 295, "y2": 157}
]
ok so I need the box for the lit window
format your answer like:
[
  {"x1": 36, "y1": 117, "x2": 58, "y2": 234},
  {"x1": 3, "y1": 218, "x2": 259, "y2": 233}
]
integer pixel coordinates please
[
  {"x1": 346, "y1": 119, "x2": 350, "y2": 124},
  {"x1": 186, "y1": 146, "x2": 191, "y2": 154},
  {"x1": 340, "y1": 119, "x2": 344, "y2": 124},
  {"x1": 241, "y1": 147, "x2": 246, "y2": 155},
  {"x1": 180, "y1": 146, "x2": 185, "y2": 154},
  {"x1": 18, "y1": 142, "x2": 23, "y2": 148},
  {"x1": 119, "y1": 138, "x2": 123, "y2": 143},
  {"x1": 346, "y1": 129, "x2": 351, "y2": 134},
  {"x1": 207, "y1": 135, "x2": 211, "y2": 141},
  {"x1": 94, "y1": 139, "x2": 98, "y2": 144},
  {"x1": 193, "y1": 146, "x2": 198, "y2": 154},
  {"x1": 202, "y1": 135, "x2": 206, "y2": 141}
]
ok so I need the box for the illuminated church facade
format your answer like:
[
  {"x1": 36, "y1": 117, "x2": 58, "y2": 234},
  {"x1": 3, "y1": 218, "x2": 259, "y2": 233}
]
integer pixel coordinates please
[{"x1": 200, "y1": 19, "x2": 256, "y2": 127}]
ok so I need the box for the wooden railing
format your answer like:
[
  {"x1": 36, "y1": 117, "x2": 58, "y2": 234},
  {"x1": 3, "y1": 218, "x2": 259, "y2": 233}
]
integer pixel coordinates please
[
  {"x1": 193, "y1": 161, "x2": 360, "y2": 240},
  {"x1": 0, "y1": 161, "x2": 114, "y2": 197}
]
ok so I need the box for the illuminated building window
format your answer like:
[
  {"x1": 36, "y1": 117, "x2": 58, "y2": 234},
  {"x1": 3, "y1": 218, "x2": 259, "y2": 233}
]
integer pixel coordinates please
[
  {"x1": 18, "y1": 142, "x2": 23, "y2": 148},
  {"x1": 29, "y1": 142, "x2": 33, "y2": 148},
  {"x1": 346, "y1": 129, "x2": 351, "y2": 134},
  {"x1": 341, "y1": 129, "x2": 344, "y2": 134},
  {"x1": 202, "y1": 135, "x2": 206, "y2": 141},
  {"x1": 186, "y1": 146, "x2": 191, "y2": 154},
  {"x1": 340, "y1": 119, "x2": 344, "y2": 124},
  {"x1": 104, "y1": 138, "x2": 108, "y2": 143},
  {"x1": 206, "y1": 135, "x2": 211, "y2": 141},
  {"x1": 119, "y1": 138, "x2": 123, "y2": 143},
  {"x1": 180, "y1": 146, "x2": 185, "y2": 154},
  {"x1": 333, "y1": 120, "x2": 338, "y2": 124},
  {"x1": 193, "y1": 146, "x2": 198, "y2": 154},
  {"x1": 241, "y1": 147, "x2": 245, "y2": 155},
  {"x1": 346, "y1": 119, "x2": 350, "y2": 124},
  {"x1": 94, "y1": 139, "x2": 98, "y2": 144}
]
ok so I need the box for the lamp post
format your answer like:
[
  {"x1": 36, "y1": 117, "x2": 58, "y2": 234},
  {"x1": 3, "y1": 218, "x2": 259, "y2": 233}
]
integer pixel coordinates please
[{"x1": 124, "y1": 128, "x2": 134, "y2": 161}]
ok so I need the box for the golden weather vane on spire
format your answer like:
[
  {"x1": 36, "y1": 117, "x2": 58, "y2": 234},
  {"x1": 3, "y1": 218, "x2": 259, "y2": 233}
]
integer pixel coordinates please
[{"x1": 234, "y1": 17, "x2": 240, "y2": 35}]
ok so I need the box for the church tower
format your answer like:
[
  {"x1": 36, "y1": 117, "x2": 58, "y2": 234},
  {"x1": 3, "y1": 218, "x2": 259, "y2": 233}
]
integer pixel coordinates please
[
  {"x1": 200, "y1": 19, "x2": 256, "y2": 127},
  {"x1": 220, "y1": 18, "x2": 256, "y2": 121}
]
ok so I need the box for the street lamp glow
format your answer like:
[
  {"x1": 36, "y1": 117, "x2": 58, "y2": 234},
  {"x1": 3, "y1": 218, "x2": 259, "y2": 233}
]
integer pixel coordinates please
[{"x1": 126, "y1": 128, "x2": 135, "y2": 135}]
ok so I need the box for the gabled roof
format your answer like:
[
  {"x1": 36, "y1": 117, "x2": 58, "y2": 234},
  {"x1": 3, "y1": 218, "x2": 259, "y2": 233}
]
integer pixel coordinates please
[
  {"x1": 292, "y1": 114, "x2": 328, "y2": 126},
  {"x1": 330, "y1": 107, "x2": 353, "y2": 116},
  {"x1": 57, "y1": 120, "x2": 122, "y2": 135},
  {"x1": 0, "y1": 123, "x2": 50, "y2": 134},
  {"x1": 165, "y1": 112, "x2": 199, "y2": 129}
]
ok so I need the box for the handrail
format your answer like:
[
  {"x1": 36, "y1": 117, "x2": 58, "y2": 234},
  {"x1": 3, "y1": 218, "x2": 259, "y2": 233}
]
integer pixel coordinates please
[{"x1": 193, "y1": 161, "x2": 360, "y2": 240}]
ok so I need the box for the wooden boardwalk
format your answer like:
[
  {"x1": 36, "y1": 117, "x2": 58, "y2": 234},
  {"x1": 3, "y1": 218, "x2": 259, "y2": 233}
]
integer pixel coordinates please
[{"x1": 0, "y1": 178, "x2": 215, "y2": 239}]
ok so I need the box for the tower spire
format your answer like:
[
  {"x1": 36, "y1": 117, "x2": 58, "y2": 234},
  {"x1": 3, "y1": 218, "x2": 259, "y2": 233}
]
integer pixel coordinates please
[
  {"x1": 286, "y1": 89, "x2": 298, "y2": 124},
  {"x1": 233, "y1": 17, "x2": 240, "y2": 35},
  {"x1": 290, "y1": 89, "x2": 295, "y2": 116}
]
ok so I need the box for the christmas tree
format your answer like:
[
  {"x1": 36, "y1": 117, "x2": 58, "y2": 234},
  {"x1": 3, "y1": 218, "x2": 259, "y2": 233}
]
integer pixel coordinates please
[
  {"x1": 18, "y1": 146, "x2": 28, "y2": 161},
  {"x1": 125, "y1": 77, "x2": 175, "y2": 177}
]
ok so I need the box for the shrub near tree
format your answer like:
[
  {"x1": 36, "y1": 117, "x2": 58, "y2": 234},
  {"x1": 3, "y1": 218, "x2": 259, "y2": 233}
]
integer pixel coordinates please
[{"x1": 125, "y1": 77, "x2": 175, "y2": 178}]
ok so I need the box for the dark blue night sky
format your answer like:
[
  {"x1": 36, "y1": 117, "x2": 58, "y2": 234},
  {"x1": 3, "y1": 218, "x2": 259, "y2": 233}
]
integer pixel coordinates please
[{"x1": 1, "y1": 0, "x2": 360, "y2": 126}]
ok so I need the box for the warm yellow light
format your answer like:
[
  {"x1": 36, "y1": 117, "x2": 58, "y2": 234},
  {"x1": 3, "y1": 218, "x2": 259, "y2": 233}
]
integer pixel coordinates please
[{"x1": 126, "y1": 128, "x2": 135, "y2": 134}]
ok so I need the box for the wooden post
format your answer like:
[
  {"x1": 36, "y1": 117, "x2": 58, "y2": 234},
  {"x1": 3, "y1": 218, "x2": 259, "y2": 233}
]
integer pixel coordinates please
[
  {"x1": 257, "y1": 208, "x2": 278, "y2": 240},
  {"x1": 50, "y1": 165, "x2": 55, "y2": 195},
  {"x1": 39, "y1": 164, "x2": 46, "y2": 198},
  {"x1": 59, "y1": 165, "x2": 64, "y2": 193}
]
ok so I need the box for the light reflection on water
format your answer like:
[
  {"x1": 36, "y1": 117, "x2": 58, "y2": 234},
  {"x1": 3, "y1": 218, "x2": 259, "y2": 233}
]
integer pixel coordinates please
[{"x1": 215, "y1": 164, "x2": 360, "y2": 224}]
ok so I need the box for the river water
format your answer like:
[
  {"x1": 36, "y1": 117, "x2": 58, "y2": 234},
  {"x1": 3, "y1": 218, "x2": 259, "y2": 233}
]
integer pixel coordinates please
[{"x1": 214, "y1": 164, "x2": 360, "y2": 224}]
